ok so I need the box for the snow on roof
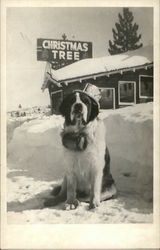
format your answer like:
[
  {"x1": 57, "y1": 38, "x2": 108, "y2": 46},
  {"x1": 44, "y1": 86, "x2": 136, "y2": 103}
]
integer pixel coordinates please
[{"x1": 48, "y1": 45, "x2": 153, "y2": 82}]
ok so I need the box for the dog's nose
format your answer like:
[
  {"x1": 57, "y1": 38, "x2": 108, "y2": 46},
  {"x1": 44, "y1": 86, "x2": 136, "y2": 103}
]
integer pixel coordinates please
[{"x1": 74, "y1": 103, "x2": 83, "y2": 113}]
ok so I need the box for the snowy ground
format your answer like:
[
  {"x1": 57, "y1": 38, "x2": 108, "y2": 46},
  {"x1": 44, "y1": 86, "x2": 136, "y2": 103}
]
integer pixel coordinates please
[{"x1": 7, "y1": 103, "x2": 153, "y2": 224}]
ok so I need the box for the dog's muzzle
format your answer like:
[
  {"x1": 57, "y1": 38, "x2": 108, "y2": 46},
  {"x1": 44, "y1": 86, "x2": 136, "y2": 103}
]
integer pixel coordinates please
[
  {"x1": 73, "y1": 103, "x2": 83, "y2": 119},
  {"x1": 71, "y1": 102, "x2": 87, "y2": 123},
  {"x1": 74, "y1": 103, "x2": 83, "y2": 113}
]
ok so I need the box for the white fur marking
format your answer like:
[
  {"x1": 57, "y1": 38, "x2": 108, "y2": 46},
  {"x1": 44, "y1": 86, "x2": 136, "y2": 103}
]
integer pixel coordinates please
[
  {"x1": 70, "y1": 92, "x2": 88, "y2": 122},
  {"x1": 63, "y1": 119, "x2": 106, "y2": 194},
  {"x1": 76, "y1": 93, "x2": 81, "y2": 102}
]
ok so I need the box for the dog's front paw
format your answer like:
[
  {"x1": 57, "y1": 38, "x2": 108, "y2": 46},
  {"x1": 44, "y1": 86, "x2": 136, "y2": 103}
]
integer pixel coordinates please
[
  {"x1": 89, "y1": 198, "x2": 100, "y2": 209},
  {"x1": 64, "y1": 199, "x2": 80, "y2": 210}
]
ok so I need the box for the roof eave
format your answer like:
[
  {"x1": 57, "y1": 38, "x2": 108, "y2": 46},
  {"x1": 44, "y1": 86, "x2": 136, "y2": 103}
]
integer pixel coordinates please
[{"x1": 58, "y1": 62, "x2": 153, "y2": 84}]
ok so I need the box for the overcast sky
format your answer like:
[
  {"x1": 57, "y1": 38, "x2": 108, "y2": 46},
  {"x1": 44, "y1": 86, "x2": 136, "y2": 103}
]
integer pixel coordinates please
[{"x1": 6, "y1": 7, "x2": 153, "y2": 111}]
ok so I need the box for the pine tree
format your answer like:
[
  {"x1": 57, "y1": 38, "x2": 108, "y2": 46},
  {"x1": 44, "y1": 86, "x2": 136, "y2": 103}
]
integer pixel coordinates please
[{"x1": 108, "y1": 8, "x2": 143, "y2": 55}]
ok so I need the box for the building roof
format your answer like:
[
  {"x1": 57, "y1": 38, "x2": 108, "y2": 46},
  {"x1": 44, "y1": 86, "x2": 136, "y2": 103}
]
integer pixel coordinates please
[{"x1": 45, "y1": 45, "x2": 153, "y2": 85}]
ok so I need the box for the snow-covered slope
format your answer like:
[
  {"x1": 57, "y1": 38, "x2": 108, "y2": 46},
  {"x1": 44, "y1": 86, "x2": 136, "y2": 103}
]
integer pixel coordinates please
[{"x1": 7, "y1": 103, "x2": 153, "y2": 223}]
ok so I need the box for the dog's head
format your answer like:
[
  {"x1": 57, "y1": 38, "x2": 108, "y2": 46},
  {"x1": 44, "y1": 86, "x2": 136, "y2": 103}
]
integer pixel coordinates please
[{"x1": 59, "y1": 90, "x2": 99, "y2": 125}]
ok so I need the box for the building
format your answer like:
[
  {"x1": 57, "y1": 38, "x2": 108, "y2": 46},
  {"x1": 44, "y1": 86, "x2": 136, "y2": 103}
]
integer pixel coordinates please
[{"x1": 42, "y1": 45, "x2": 153, "y2": 113}]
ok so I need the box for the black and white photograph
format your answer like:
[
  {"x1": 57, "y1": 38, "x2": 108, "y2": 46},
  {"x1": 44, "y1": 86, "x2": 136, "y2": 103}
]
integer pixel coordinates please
[{"x1": 1, "y1": 0, "x2": 160, "y2": 249}]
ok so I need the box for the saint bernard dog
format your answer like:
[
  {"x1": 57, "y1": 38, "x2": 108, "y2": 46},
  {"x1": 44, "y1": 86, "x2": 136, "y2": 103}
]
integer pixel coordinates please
[{"x1": 44, "y1": 90, "x2": 117, "y2": 210}]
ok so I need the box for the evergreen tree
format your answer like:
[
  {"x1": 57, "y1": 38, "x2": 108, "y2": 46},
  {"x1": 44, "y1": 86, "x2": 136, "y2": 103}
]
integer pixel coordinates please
[{"x1": 108, "y1": 8, "x2": 143, "y2": 55}]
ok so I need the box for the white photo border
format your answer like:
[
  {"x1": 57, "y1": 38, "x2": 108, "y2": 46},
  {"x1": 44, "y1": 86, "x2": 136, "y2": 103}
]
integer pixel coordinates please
[{"x1": 1, "y1": 0, "x2": 160, "y2": 249}]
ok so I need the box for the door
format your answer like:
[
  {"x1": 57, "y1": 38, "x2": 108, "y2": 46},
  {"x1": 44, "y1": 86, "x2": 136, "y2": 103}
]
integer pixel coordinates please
[{"x1": 51, "y1": 90, "x2": 63, "y2": 113}]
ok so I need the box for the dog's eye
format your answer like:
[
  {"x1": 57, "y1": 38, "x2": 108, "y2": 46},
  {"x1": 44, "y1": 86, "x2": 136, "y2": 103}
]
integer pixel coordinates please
[
  {"x1": 82, "y1": 96, "x2": 89, "y2": 104},
  {"x1": 69, "y1": 96, "x2": 76, "y2": 104}
]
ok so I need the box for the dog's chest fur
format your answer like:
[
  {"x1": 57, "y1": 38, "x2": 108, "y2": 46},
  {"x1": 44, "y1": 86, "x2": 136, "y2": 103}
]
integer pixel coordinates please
[{"x1": 62, "y1": 118, "x2": 106, "y2": 193}]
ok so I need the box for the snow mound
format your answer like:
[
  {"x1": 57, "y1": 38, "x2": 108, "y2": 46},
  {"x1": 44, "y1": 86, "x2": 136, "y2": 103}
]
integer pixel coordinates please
[
  {"x1": 8, "y1": 115, "x2": 65, "y2": 181},
  {"x1": 7, "y1": 103, "x2": 153, "y2": 223},
  {"x1": 103, "y1": 103, "x2": 153, "y2": 202}
]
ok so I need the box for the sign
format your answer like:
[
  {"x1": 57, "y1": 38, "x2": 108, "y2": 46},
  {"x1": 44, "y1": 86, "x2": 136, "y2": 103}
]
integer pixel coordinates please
[{"x1": 37, "y1": 38, "x2": 92, "y2": 69}]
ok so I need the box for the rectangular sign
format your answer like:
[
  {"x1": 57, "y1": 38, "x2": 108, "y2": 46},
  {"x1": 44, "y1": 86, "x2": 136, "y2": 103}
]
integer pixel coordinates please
[{"x1": 37, "y1": 38, "x2": 92, "y2": 69}]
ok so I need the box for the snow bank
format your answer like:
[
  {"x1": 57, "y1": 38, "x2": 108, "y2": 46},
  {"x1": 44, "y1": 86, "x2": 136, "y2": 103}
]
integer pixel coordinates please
[
  {"x1": 7, "y1": 103, "x2": 153, "y2": 223},
  {"x1": 7, "y1": 111, "x2": 51, "y2": 143},
  {"x1": 103, "y1": 103, "x2": 153, "y2": 202},
  {"x1": 7, "y1": 103, "x2": 153, "y2": 203},
  {"x1": 7, "y1": 115, "x2": 65, "y2": 181}
]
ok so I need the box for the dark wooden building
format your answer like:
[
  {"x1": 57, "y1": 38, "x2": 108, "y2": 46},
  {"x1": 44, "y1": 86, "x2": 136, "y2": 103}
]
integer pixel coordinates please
[{"x1": 42, "y1": 45, "x2": 153, "y2": 113}]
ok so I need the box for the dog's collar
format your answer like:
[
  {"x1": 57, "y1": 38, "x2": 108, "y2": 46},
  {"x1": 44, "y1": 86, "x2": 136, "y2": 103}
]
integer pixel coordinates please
[{"x1": 61, "y1": 130, "x2": 88, "y2": 151}]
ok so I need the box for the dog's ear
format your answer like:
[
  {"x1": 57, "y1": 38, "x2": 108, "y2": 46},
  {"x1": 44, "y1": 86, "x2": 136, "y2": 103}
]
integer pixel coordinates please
[
  {"x1": 59, "y1": 94, "x2": 70, "y2": 116},
  {"x1": 59, "y1": 96, "x2": 67, "y2": 117},
  {"x1": 59, "y1": 94, "x2": 73, "y2": 124},
  {"x1": 89, "y1": 98, "x2": 99, "y2": 122}
]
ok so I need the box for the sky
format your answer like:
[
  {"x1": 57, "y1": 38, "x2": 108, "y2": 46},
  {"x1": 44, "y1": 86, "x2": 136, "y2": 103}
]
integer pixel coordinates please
[{"x1": 6, "y1": 7, "x2": 153, "y2": 111}]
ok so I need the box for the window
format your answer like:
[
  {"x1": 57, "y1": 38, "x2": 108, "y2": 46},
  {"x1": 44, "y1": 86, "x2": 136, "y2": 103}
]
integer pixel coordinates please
[
  {"x1": 99, "y1": 88, "x2": 115, "y2": 109},
  {"x1": 139, "y1": 75, "x2": 153, "y2": 98},
  {"x1": 118, "y1": 81, "x2": 136, "y2": 105}
]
